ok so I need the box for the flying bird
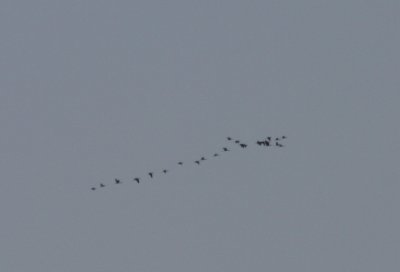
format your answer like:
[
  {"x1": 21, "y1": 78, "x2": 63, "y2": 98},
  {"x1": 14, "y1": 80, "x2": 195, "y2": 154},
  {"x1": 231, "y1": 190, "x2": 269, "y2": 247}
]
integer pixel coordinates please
[
  {"x1": 235, "y1": 140, "x2": 240, "y2": 144},
  {"x1": 222, "y1": 147, "x2": 229, "y2": 152},
  {"x1": 200, "y1": 157, "x2": 206, "y2": 161},
  {"x1": 91, "y1": 187, "x2": 96, "y2": 191},
  {"x1": 163, "y1": 169, "x2": 168, "y2": 174},
  {"x1": 195, "y1": 160, "x2": 200, "y2": 165},
  {"x1": 100, "y1": 183, "x2": 105, "y2": 188},
  {"x1": 134, "y1": 177, "x2": 140, "y2": 183},
  {"x1": 178, "y1": 162, "x2": 183, "y2": 165},
  {"x1": 213, "y1": 153, "x2": 219, "y2": 157},
  {"x1": 115, "y1": 179, "x2": 121, "y2": 184},
  {"x1": 148, "y1": 172, "x2": 153, "y2": 178},
  {"x1": 240, "y1": 144, "x2": 247, "y2": 148},
  {"x1": 227, "y1": 137, "x2": 232, "y2": 141}
]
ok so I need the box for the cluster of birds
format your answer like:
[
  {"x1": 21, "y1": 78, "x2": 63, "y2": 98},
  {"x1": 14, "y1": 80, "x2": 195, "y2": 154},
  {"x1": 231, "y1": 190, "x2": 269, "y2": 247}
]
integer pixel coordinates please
[{"x1": 90, "y1": 136, "x2": 287, "y2": 191}]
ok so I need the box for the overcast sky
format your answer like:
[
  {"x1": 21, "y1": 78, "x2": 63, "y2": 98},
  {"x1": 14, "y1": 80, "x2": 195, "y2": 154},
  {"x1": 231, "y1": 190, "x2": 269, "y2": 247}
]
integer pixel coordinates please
[{"x1": 0, "y1": 1, "x2": 399, "y2": 271}]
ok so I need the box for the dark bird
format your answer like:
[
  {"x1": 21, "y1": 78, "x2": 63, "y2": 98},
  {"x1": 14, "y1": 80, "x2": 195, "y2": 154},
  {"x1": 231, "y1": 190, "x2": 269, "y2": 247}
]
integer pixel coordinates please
[
  {"x1": 240, "y1": 144, "x2": 247, "y2": 148},
  {"x1": 235, "y1": 140, "x2": 240, "y2": 144},
  {"x1": 213, "y1": 153, "x2": 219, "y2": 157},
  {"x1": 256, "y1": 141, "x2": 262, "y2": 146},
  {"x1": 264, "y1": 140, "x2": 270, "y2": 146},
  {"x1": 100, "y1": 183, "x2": 105, "y2": 188},
  {"x1": 200, "y1": 157, "x2": 206, "y2": 161},
  {"x1": 163, "y1": 169, "x2": 168, "y2": 174},
  {"x1": 134, "y1": 177, "x2": 140, "y2": 183},
  {"x1": 178, "y1": 162, "x2": 183, "y2": 165},
  {"x1": 223, "y1": 147, "x2": 229, "y2": 152},
  {"x1": 115, "y1": 179, "x2": 121, "y2": 184},
  {"x1": 281, "y1": 136, "x2": 287, "y2": 139},
  {"x1": 267, "y1": 137, "x2": 271, "y2": 141},
  {"x1": 227, "y1": 137, "x2": 232, "y2": 141},
  {"x1": 91, "y1": 187, "x2": 96, "y2": 191},
  {"x1": 148, "y1": 172, "x2": 153, "y2": 178},
  {"x1": 195, "y1": 160, "x2": 200, "y2": 165}
]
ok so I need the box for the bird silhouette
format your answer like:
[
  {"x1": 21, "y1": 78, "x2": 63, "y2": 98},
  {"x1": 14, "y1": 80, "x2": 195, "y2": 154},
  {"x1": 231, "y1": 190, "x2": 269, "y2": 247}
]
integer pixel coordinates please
[
  {"x1": 163, "y1": 169, "x2": 168, "y2": 174},
  {"x1": 227, "y1": 137, "x2": 232, "y2": 141},
  {"x1": 100, "y1": 183, "x2": 105, "y2": 188},
  {"x1": 264, "y1": 140, "x2": 270, "y2": 146},
  {"x1": 134, "y1": 177, "x2": 140, "y2": 183},
  {"x1": 148, "y1": 172, "x2": 153, "y2": 178},
  {"x1": 195, "y1": 160, "x2": 200, "y2": 165},
  {"x1": 200, "y1": 157, "x2": 206, "y2": 161},
  {"x1": 178, "y1": 162, "x2": 183, "y2": 165},
  {"x1": 115, "y1": 179, "x2": 121, "y2": 184},
  {"x1": 91, "y1": 187, "x2": 96, "y2": 191},
  {"x1": 223, "y1": 147, "x2": 229, "y2": 152},
  {"x1": 235, "y1": 140, "x2": 240, "y2": 144},
  {"x1": 214, "y1": 153, "x2": 219, "y2": 157},
  {"x1": 281, "y1": 136, "x2": 286, "y2": 139},
  {"x1": 240, "y1": 144, "x2": 247, "y2": 148}
]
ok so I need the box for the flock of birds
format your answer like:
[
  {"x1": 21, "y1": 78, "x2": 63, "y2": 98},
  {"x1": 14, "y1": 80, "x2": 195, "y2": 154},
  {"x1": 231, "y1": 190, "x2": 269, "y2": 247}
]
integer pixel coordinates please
[{"x1": 90, "y1": 136, "x2": 287, "y2": 191}]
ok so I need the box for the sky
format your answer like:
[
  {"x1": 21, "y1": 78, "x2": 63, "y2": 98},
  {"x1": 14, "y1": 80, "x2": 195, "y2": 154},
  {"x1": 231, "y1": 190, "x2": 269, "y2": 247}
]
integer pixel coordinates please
[{"x1": 0, "y1": 1, "x2": 399, "y2": 271}]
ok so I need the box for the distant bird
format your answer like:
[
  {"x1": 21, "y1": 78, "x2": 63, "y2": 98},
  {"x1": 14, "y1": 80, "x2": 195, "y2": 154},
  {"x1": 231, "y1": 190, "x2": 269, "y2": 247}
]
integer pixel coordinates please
[
  {"x1": 134, "y1": 177, "x2": 140, "y2": 183},
  {"x1": 100, "y1": 183, "x2": 105, "y2": 188},
  {"x1": 195, "y1": 160, "x2": 200, "y2": 165},
  {"x1": 91, "y1": 187, "x2": 96, "y2": 191},
  {"x1": 223, "y1": 147, "x2": 229, "y2": 152},
  {"x1": 235, "y1": 140, "x2": 240, "y2": 144},
  {"x1": 163, "y1": 169, "x2": 168, "y2": 174},
  {"x1": 264, "y1": 140, "x2": 270, "y2": 146},
  {"x1": 178, "y1": 162, "x2": 183, "y2": 165},
  {"x1": 240, "y1": 144, "x2": 247, "y2": 148},
  {"x1": 227, "y1": 137, "x2": 232, "y2": 141},
  {"x1": 200, "y1": 157, "x2": 206, "y2": 161},
  {"x1": 281, "y1": 136, "x2": 287, "y2": 139},
  {"x1": 213, "y1": 153, "x2": 219, "y2": 157},
  {"x1": 115, "y1": 179, "x2": 121, "y2": 184},
  {"x1": 148, "y1": 172, "x2": 153, "y2": 178},
  {"x1": 256, "y1": 141, "x2": 263, "y2": 146}
]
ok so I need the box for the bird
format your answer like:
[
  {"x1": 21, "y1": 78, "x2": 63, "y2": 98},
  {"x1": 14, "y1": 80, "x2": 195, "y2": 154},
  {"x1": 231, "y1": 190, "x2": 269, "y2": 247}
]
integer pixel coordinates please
[
  {"x1": 115, "y1": 179, "x2": 121, "y2": 184},
  {"x1": 100, "y1": 183, "x2": 105, "y2": 188},
  {"x1": 134, "y1": 177, "x2": 140, "y2": 183},
  {"x1": 91, "y1": 187, "x2": 96, "y2": 191},
  {"x1": 200, "y1": 157, "x2": 206, "y2": 161},
  {"x1": 235, "y1": 140, "x2": 240, "y2": 144},
  {"x1": 256, "y1": 141, "x2": 263, "y2": 146},
  {"x1": 213, "y1": 153, "x2": 219, "y2": 157},
  {"x1": 263, "y1": 140, "x2": 270, "y2": 146},
  {"x1": 148, "y1": 172, "x2": 153, "y2": 178},
  {"x1": 227, "y1": 137, "x2": 232, "y2": 141},
  {"x1": 281, "y1": 136, "x2": 287, "y2": 139},
  {"x1": 195, "y1": 160, "x2": 200, "y2": 165},
  {"x1": 163, "y1": 169, "x2": 168, "y2": 174},
  {"x1": 178, "y1": 162, "x2": 183, "y2": 165},
  {"x1": 240, "y1": 144, "x2": 247, "y2": 148},
  {"x1": 223, "y1": 147, "x2": 229, "y2": 152}
]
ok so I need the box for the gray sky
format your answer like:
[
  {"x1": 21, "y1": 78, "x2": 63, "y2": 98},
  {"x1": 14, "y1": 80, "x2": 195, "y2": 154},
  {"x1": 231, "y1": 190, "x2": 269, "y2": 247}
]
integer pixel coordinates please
[{"x1": 0, "y1": 1, "x2": 399, "y2": 271}]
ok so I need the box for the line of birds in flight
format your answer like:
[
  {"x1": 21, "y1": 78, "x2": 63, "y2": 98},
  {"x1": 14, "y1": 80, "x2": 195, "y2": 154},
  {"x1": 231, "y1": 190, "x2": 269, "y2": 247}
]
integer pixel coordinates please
[{"x1": 90, "y1": 136, "x2": 287, "y2": 191}]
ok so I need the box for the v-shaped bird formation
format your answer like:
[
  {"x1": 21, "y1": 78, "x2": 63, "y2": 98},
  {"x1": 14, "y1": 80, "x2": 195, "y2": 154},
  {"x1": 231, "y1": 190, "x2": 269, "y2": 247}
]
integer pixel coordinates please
[{"x1": 90, "y1": 136, "x2": 287, "y2": 191}]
